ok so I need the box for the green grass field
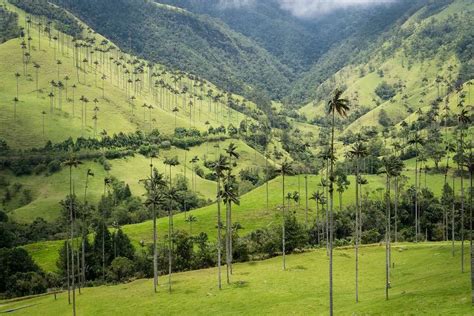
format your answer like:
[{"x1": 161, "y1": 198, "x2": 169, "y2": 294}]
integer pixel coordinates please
[
  {"x1": 2, "y1": 242, "x2": 471, "y2": 315},
  {"x1": 24, "y1": 170, "x2": 464, "y2": 273}
]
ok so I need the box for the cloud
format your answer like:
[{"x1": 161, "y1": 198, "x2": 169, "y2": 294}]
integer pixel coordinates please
[{"x1": 278, "y1": 0, "x2": 397, "y2": 18}]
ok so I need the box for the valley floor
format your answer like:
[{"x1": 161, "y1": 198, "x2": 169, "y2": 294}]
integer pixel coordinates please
[{"x1": 0, "y1": 242, "x2": 471, "y2": 315}]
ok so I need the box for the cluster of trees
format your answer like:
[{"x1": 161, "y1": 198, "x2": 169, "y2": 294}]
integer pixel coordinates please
[
  {"x1": 0, "y1": 5, "x2": 20, "y2": 43},
  {"x1": 0, "y1": 211, "x2": 64, "y2": 248},
  {"x1": 9, "y1": 0, "x2": 83, "y2": 38}
]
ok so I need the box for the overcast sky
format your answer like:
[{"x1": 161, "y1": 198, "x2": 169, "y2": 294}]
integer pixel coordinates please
[{"x1": 218, "y1": 0, "x2": 396, "y2": 17}]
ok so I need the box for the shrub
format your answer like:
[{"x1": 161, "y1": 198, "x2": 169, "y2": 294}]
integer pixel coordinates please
[
  {"x1": 47, "y1": 159, "x2": 61, "y2": 174},
  {"x1": 107, "y1": 257, "x2": 135, "y2": 282}
]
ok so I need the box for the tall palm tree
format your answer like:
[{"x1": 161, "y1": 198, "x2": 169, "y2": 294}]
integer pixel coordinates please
[
  {"x1": 277, "y1": 159, "x2": 293, "y2": 270},
  {"x1": 12, "y1": 97, "x2": 19, "y2": 121},
  {"x1": 172, "y1": 106, "x2": 179, "y2": 130},
  {"x1": 81, "y1": 169, "x2": 94, "y2": 288},
  {"x1": 457, "y1": 108, "x2": 470, "y2": 273},
  {"x1": 349, "y1": 141, "x2": 367, "y2": 302},
  {"x1": 225, "y1": 143, "x2": 239, "y2": 276},
  {"x1": 14, "y1": 72, "x2": 20, "y2": 98},
  {"x1": 220, "y1": 173, "x2": 240, "y2": 284},
  {"x1": 408, "y1": 133, "x2": 424, "y2": 242},
  {"x1": 143, "y1": 169, "x2": 166, "y2": 293},
  {"x1": 381, "y1": 155, "x2": 404, "y2": 300},
  {"x1": 210, "y1": 155, "x2": 230, "y2": 289},
  {"x1": 310, "y1": 190, "x2": 324, "y2": 245},
  {"x1": 185, "y1": 215, "x2": 197, "y2": 235},
  {"x1": 327, "y1": 88, "x2": 350, "y2": 315},
  {"x1": 163, "y1": 156, "x2": 179, "y2": 292},
  {"x1": 62, "y1": 154, "x2": 82, "y2": 316},
  {"x1": 33, "y1": 63, "x2": 40, "y2": 97}
]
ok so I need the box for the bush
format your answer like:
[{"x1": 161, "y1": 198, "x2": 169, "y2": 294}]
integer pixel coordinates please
[
  {"x1": 5, "y1": 272, "x2": 47, "y2": 298},
  {"x1": 374, "y1": 81, "x2": 396, "y2": 100},
  {"x1": 107, "y1": 257, "x2": 135, "y2": 282},
  {"x1": 47, "y1": 159, "x2": 61, "y2": 174}
]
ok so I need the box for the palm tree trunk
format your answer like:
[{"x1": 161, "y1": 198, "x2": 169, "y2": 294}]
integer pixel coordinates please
[
  {"x1": 395, "y1": 177, "x2": 399, "y2": 243},
  {"x1": 355, "y1": 163, "x2": 359, "y2": 303},
  {"x1": 415, "y1": 143, "x2": 418, "y2": 242},
  {"x1": 69, "y1": 166, "x2": 76, "y2": 316},
  {"x1": 329, "y1": 110, "x2": 335, "y2": 316},
  {"x1": 168, "y1": 206, "x2": 172, "y2": 293},
  {"x1": 66, "y1": 241, "x2": 71, "y2": 304},
  {"x1": 217, "y1": 177, "x2": 223, "y2": 289},
  {"x1": 305, "y1": 175, "x2": 308, "y2": 229},
  {"x1": 385, "y1": 175, "x2": 391, "y2": 301},
  {"x1": 153, "y1": 205, "x2": 157, "y2": 292},
  {"x1": 452, "y1": 175, "x2": 456, "y2": 257},
  {"x1": 460, "y1": 136, "x2": 465, "y2": 272},
  {"x1": 282, "y1": 173, "x2": 286, "y2": 271},
  {"x1": 226, "y1": 200, "x2": 231, "y2": 284}
]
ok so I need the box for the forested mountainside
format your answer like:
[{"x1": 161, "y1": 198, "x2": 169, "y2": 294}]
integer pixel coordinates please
[
  {"x1": 48, "y1": 0, "x2": 293, "y2": 100},
  {"x1": 45, "y1": 0, "x2": 426, "y2": 103}
]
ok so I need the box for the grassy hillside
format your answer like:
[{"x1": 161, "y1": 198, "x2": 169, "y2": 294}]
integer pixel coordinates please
[
  {"x1": 299, "y1": 0, "x2": 473, "y2": 133},
  {"x1": 2, "y1": 242, "x2": 471, "y2": 315},
  {"x1": 0, "y1": 0, "x2": 283, "y2": 224},
  {"x1": 25, "y1": 169, "x2": 463, "y2": 273}
]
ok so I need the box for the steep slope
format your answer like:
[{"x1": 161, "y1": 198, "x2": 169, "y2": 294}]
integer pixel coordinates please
[
  {"x1": 49, "y1": 0, "x2": 293, "y2": 100},
  {"x1": 0, "y1": 0, "x2": 279, "y2": 224},
  {"x1": 299, "y1": 0, "x2": 473, "y2": 132}
]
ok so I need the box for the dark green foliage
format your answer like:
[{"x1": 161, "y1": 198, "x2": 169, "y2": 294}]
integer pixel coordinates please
[
  {"x1": 9, "y1": 0, "x2": 83, "y2": 37},
  {"x1": 107, "y1": 257, "x2": 134, "y2": 282},
  {"x1": 5, "y1": 272, "x2": 48, "y2": 298},
  {"x1": 0, "y1": 247, "x2": 42, "y2": 293},
  {"x1": 0, "y1": 7, "x2": 20, "y2": 43},
  {"x1": 112, "y1": 228, "x2": 134, "y2": 260},
  {"x1": 378, "y1": 109, "x2": 392, "y2": 127},
  {"x1": 375, "y1": 82, "x2": 396, "y2": 101},
  {"x1": 52, "y1": 0, "x2": 292, "y2": 99}
]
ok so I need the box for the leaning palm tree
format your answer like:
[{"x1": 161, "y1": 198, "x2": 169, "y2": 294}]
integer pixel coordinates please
[
  {"x1": 349, "y1": 141, "x2": 368, "y2": 302},
  {"x1": 62, "y1": 154, "x2": 82, "y2": 316},
  {"x1": 276, "y1": 159, "x2": 293, "y2": 270},
  {"x1": 327, "y1": 88, "x2": 350, "y2": 315}
]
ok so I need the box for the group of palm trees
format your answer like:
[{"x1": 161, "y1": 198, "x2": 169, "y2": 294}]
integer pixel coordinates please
[{"x1": 10, "y1": 11, "x2": 248, "y2": 144}]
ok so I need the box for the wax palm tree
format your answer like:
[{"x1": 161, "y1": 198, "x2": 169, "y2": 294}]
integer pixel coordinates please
[
  {"x1": 380, "y1": 155, "x2": 404, "y2": 300},
  {"x1": 210, "y1": 155, "x2": 230, "y2": 289},
  {"x1": 62, "y1": 154, "x2": 82, "y2": 316},
  {"x1": 172, "y1": 106, "x2": 179, "y2": 130},
  {"x1": 349, "y1": 141, "x2": 367, "y2": 302},
  {"x1": 276, "y1": 159, "x2": 293, "y2": 270},
  {"x1": 185, "y1": 215, "x2": 197, "y2": 235},
  {"x1": 143, "y1": 169, "x2": 166, "y2": 293},
  {"x1": 220, "y1": 174, "x2": 240, "y2": 284},
  {"x1": 81, "y1": 169, "x2": 94, "y2": 287},
  {"x1": 327, "y1": 88, "x2": 350, "y2": 315},
  {"x1": 40, "y1": 110, "x2": 47, "y2": 137},
  {"x1": 408, "y1": 133, "x2": 424, "y2": 241},
  {"x1": 190, "y1": 156, "x2": 200, "y2": 192},
  {"x1": 14, "y1": 72, "x2": 20, "y2": 98},
  {"x1": 224, "y1": 143, "x2": 239, "y2": 276},
  {"x1": 33, "y1": 63, "x2": 40, "y2": 96},
  {"x1": 457, "y1": 108, "x2": 470, "y2": 273},
  {"x1": 164, "y1": 185, "x2": 179, "y2": 293},
  {"x1": 310, "y1": 190, "x2": 323, "y2": 244},
  {"x1": 12, "y1": 97, "x2": 19, "y2": 121}
]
